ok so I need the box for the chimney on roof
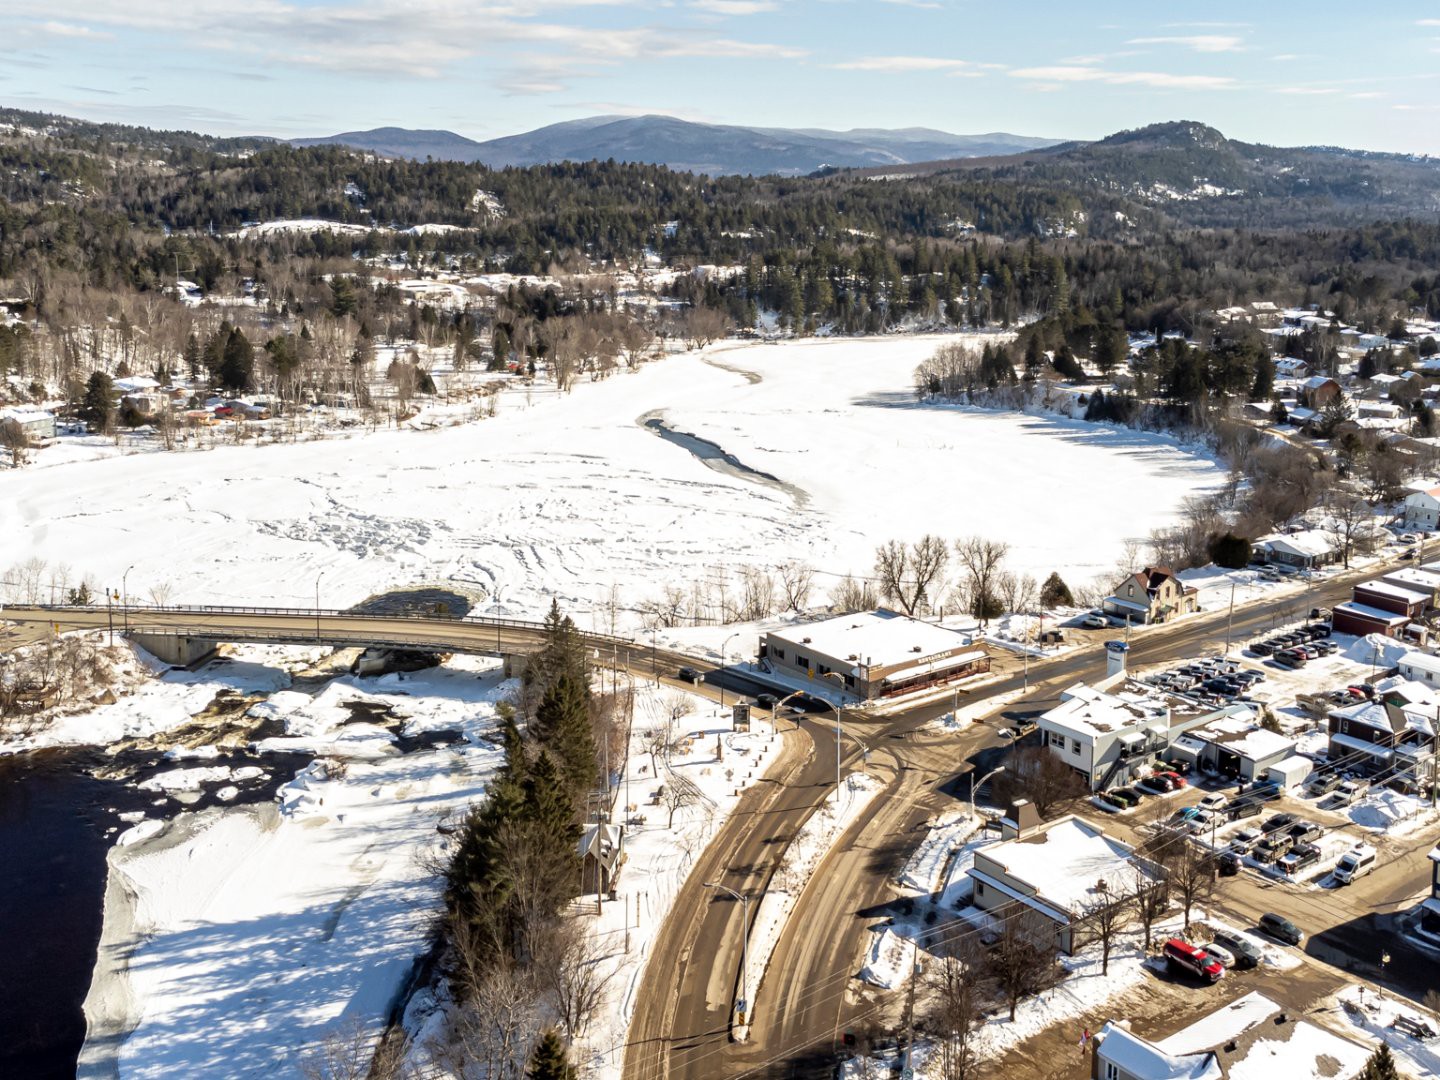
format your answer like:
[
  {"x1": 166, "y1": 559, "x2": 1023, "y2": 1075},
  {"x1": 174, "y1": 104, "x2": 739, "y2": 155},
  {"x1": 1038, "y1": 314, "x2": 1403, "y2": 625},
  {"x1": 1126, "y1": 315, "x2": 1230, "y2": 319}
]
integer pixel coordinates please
[{"x1": 1001, "y1": 798, "x2": 1040, "y2": 840}]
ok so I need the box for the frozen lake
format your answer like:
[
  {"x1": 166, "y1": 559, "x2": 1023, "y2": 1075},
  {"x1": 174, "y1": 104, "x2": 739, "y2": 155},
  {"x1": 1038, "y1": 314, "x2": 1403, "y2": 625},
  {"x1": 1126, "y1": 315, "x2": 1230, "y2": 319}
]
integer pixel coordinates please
[{"x1": 1, "y1": 334, "x2": 1221, "y2": 626}]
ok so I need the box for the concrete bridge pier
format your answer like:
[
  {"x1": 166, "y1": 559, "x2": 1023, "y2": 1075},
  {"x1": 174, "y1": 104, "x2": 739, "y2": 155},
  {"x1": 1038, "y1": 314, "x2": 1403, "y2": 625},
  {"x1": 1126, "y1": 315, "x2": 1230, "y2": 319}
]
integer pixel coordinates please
[{"x1": 130, "y1": 633, "x2": 219, "y2": 668}]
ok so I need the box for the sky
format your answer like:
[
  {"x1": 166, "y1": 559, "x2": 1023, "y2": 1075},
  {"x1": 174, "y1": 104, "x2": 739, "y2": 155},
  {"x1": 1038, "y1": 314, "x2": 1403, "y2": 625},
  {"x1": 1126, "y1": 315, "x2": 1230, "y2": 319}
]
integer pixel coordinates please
[{"x1": 1, "y1": 1, "x2": 1438, "y2": 153}]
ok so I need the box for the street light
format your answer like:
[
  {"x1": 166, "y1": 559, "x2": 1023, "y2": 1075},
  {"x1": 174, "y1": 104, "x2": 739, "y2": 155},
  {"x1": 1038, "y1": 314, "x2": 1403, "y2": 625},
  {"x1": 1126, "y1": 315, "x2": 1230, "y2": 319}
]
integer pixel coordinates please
[
  {"x1": 121, "y1": 564, "x2": 136, "y2": 634},
  {"x1": 314, "y1": 571, "x2": 324, "y2": 642},
  {"x1": 1224, "y1": 580, "x2": 1237, "y2": 657},
  {"x1": 720, "y1": 631, "x2": 740, "y2": 711},
  {"x1": 821, "y1": 672, "x2": 848, "y2": 792},
  {"x1": 969, "y1": 763, "x2": 1006, "y2": 819},
  {"x1": 703, "y1": 882, "x2": 752, "y2": 1025}
]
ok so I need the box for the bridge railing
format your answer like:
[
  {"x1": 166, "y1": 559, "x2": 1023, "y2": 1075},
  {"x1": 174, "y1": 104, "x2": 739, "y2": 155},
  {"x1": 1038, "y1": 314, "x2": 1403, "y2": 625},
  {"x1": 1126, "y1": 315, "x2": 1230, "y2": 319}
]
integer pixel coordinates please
[{"x1": 17, "y1": 601, "x2": 642, "y2": 650}]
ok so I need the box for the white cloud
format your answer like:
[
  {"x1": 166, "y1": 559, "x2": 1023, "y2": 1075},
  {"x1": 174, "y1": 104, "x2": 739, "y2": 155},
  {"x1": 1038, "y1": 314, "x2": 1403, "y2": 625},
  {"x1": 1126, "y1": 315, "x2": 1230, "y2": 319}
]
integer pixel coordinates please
[
  {"x1": 690, "y1": 0, "x2": 777, "y2": 14},
  {"x1": 1271, "y1": 53, "x2": 1300, "y2": 61},
  {"x1": 878, "y1": 0, "x2": 944, "y2": 8},
  {"x1": 37, "y1": 20, "x2": 113, "y2": 39},
  {"x1": 1417, "y1": 18, "x2": 1440, "y2": 25},
  {"x1": 1276, "y1": 87, "x2": 1339, "y2": 96},
  {"x1": 1126, "y1": 34, "x2": 1244, "y2": 53},
  {"x1": 1349, "y1": 91, "x2": 1385, "y2": 100},
  {"x1": 1009, "y1": 65, "x2": 1236, "y2": 90},
  {"x1": 832, "y1": 55, "x2": 971, "y2": 72}
]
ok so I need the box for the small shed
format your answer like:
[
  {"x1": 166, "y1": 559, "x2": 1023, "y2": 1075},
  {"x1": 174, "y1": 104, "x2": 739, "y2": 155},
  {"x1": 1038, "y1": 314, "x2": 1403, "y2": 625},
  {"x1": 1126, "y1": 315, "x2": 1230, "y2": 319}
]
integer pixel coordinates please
[
  {"x1": 579, "y1": 823, "x2": 624, "y2": 895},
  {"x1": 1266, "y1": 755, "x2": 1314, "y2": 790}
]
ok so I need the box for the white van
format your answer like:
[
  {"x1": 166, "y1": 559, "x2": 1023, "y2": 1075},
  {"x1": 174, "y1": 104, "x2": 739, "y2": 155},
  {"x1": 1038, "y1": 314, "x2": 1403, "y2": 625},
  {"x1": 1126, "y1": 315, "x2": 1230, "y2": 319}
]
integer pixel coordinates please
[{"x1": 1333, "y1": 845, "x2": 1377, "y2": 885}]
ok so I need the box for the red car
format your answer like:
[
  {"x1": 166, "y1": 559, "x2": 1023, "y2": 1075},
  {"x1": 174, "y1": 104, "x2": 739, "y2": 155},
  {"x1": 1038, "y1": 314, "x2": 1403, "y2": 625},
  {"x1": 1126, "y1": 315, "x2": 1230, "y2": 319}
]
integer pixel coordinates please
[
  {"x1": 1161, "y1": 771, "x2": 1188, "y2": 788},
  {"x1": 1163, "y1": 938, "x2": 1224, "y2": 983}
]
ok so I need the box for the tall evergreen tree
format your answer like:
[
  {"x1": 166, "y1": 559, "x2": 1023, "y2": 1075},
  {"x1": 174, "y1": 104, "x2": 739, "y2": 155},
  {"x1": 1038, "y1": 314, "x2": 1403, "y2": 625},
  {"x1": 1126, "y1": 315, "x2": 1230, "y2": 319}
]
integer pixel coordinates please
[
  {"x1": 1357, "y1": 1043, "x2": 1400, "y2": 1080},
  {"x1": 531, "y1": 673, "x2": 598, "y2": 798},
  {"x1": 527, "y1": 1030, "x2": 577, "y2": 1080},
  {"x1": 219, "y1": 327, "x2": 254, "y2": 391},
  {"x1": 1039, "y1": 572, "x2": 1073, "y2": 608},
  {"x1": 82, "y1": 371, "x2": 115, "y2": 433}
]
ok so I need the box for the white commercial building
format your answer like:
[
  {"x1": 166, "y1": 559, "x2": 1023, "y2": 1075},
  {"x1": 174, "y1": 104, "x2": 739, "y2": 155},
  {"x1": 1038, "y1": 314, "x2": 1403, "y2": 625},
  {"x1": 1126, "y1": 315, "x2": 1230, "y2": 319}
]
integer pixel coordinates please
[
  {"x1": 968, "y1": 809, "x2": 1164, "y2": 954},
  {"x1": 1038, "y1": 682, "x2": 1170, "y2": 792},
  {"x1": 1168, "y1": 706, "x2": 1296, "y2": 782},
  {"x1": 759, "y1": 609, "x2": 989, "y2": 700}
]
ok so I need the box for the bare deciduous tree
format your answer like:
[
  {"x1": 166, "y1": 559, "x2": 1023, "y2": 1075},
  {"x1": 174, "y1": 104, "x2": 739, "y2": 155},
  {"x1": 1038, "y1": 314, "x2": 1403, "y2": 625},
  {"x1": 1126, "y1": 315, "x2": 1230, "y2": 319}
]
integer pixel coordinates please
[
  {"x1": 1324, "y1": 491, "x2": 1379, "y2": 569},
  {"x1": 988, "y1": 910, "x2": 1061, "y2": 1022},
  {"x1": 927, "y1": 945, "x2": 985, "y2": 1079},
  {"x1": 830, "y1": 574, "x2": 878, "y2": 614},
  {"x1": 1129, "y1": 868, "x2": 1169, "y2": 950},
  {"x1": 449, "y1": 932, "x2": 541, "y2": 1080},
  {"x1": 954, "y1": 536, "x2": 1009, "y2": 624},
  {"x1": 737, "y1": 565, "x2": 777, "y2": 621},
  {"x1": 1077, "y1": 884, "x2": 1128, "y2": 975},
  {"x1": 534, "y1": 919, "x2": 619, "y2": 1042},
  {"x1": 993, "y1": 745, "x2": 1086, "y2": 817},
  {"x1": 661, "y1": 772, "x2": 707, "y2": 829},
  {"x1": 777, "y1": 560, "x2": 814, "y2": 613},
  {"x1": 300, "y1": 1019, "x2": 413, "y2": 1080},
  {"x1": 874, "y1": 534, "x2": 949, "y2": 616}
]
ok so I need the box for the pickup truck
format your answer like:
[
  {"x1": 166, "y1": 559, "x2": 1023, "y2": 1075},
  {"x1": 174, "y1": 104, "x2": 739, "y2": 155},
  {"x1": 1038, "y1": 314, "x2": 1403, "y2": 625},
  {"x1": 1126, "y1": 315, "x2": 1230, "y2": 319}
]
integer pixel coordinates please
[
  {"x1": 1306, "y1": 772, "x2": 1342, "y2": 797},
  {"x1": 1325, "y1": 779, "x2": 1371, "y2": 809},
  {"x1": 1278, "y1": 843, "x2": 1322, "y2": 876}
]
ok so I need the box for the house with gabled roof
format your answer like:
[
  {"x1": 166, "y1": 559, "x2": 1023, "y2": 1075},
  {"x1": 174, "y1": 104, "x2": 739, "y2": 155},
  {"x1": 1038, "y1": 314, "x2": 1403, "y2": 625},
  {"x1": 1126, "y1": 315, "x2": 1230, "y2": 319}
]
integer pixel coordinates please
[{"x1": 1102, "y1": 567, "x2": 1198, "y2": 626}]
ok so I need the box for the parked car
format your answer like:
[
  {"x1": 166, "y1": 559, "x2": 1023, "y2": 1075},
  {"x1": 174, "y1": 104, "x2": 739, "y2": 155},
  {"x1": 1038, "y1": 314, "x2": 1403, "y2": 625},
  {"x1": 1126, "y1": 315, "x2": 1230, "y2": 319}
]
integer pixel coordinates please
[
  {"x1": 1249, "y1": 642, "x2": 1274, "y2": 656},
  {"x1": 676, "y1": 666, "x2": 702, "y2": 684},
  {"x1": 1254, "y1": 835, "x2": 1294, "y2": 864},
  {"x1": 1278, "y1": 843, "x2": 1322, "y2": 876},
  {"x1": 1163, "y1": 938, "x2": 1225, "y2": 983},
  {"x1": 1139, "y1": 774, "x2": 1176, "y2": 794},
  {"x1": 1262, "y1": 812, "x2": 1299, "y2": 833},
  {"x1": 1258, "y1": 912, "x2": 1304, "y2": 946},
  {"x1": 1202, "y1": 941, "x2": 1237, "y2": 968},
  {"x1": 1165, "y1": 759, "x2": 1193, "y2": 776},
  {"x1": 1218, "y1": 852, "x2": 1243, "y2": 876},
  {"x1": 1228, "y1": 827, "x2": 1263, "y2": 854},
  {"x1": 1109, "y1": 787, "x2": 1141, "y2": 808},
  {"x1": 1226, "y1": 798, "x2": 1263, "y2": 820},
  {"x1": 1160, "y1": 771, "x2": 1188, "y2": 788},
  {"x1": 1288, "y1": 821, "x2": 1323, "y2": 844},
  {"x1": 1210, "y1": 929, "x2": 1263, "y2": 969},
  {"x1": 1199, "y1": 793, "x2": 1229, "y2": 812},
  {"x1": 1331, "y1": 780, "x2": 1370, "y2": 808},
  {"x1": 1307, "y1": 772, "x2": 1342, "y2": 797},
  {"x1": 1333, "y1": 845, "x2": 1378, "y2": 885},
  {"x1": 1081, "y1": 614, "x2": 1109, "y2": 629},
  {"x1": 755, "y1": 693, "x2": 778, "y2": 710}
]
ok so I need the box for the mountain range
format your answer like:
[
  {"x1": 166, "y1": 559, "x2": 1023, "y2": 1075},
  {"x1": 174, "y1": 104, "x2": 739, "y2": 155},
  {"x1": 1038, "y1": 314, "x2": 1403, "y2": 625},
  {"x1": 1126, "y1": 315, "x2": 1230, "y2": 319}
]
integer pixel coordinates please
[{"x1": 290, "y1": 115, "x2": 1059, "y2": 176}]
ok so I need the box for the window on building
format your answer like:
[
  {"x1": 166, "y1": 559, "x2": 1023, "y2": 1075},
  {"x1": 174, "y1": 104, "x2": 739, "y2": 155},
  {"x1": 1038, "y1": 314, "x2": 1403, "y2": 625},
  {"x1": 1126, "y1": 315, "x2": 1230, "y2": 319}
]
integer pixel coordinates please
[
  {"x1": 1102, "y1": 1063, "x2": 1119, "y2": 1080},
  {"x1": 796, "y1": 655, "x2": 809, "y2": 670},
  {"x1": 1048, "y1": 731, "x2": 1066, "y2": 749},
  {"x1": 1070, "y1": 738, "x2": 1082, "y2": 754},
  {"x1": 773, "y1": 648, "x2": 785, "y2": 661}
]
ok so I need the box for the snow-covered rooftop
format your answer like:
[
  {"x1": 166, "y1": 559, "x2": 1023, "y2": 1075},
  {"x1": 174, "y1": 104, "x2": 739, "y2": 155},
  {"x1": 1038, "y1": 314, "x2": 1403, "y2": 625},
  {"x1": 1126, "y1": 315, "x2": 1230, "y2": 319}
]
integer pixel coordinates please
[
  {"x1": 1332, "y1": 601, "x2": 1409, "y2": 626},
  {"x1": 1355, "y1": 580, "x2": 1431, "y2": 606},
  {"x1": 1098, "y1": 1022, "x2": 1220, "y2": 1080},
  {"x1": 1189, "y1": 711, "x2": 1292, "y2": 762},
  {"x1": 971, "y1": 816, "x2": 1158, "y2": 918},
  {"x1": 1255, "y1": 529, "x2": 1333, "y2": 558},
  {"x1": 1156, "y1": 992, "x2": 1279, "y2": 1056},
  {"x1": 1041, "y1": 682, "x2": 1168, "y2": 739},
  {"x1": 767, "y1": 610, "x2": 972, "y2": 669}
]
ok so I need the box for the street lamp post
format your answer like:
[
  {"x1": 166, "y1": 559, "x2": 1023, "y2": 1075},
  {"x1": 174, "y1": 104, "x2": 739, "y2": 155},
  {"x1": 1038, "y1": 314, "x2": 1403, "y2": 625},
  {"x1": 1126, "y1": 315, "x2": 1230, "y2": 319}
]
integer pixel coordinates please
[
  {"x1": 121, "y1": 564, "x2": 135, "y2": 634},
  {"x1": 703, "y1": 882, "x2": 752, "y2": 1025},
  {"x1": 969, "y1": 764, "x2": 1006, "y2": 819},
  {"x1": 315, "y1": 571, "x2": 324, "y2": 642},
  {"x1": 821, "y1": 672, "x2": 847, "y2": 791},
  {"x1": 720, "y1": 631, "x2": 740, "y2": 711}
]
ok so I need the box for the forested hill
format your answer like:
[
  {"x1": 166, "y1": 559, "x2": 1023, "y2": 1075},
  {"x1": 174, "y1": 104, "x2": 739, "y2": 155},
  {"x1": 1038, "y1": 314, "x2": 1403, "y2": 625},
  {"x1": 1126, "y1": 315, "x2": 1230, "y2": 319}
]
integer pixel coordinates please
[{"x1": 846, "y1": 120, "x2": 1440, "y2": 230}]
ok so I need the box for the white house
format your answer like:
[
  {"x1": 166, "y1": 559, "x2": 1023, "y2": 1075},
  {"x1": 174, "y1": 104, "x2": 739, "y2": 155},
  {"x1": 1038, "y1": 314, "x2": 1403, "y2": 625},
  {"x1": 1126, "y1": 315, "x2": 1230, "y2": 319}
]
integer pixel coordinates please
[
  {"x1": 1403, "y1": 484, "x2": 1440, "y2": 530},
  {"x1": 0, "y1": 406, "x2": 56, "y2": 440},
  {"x1": 1273, "y1": 356, "x2": 1310, "y2": 379},
  {"x1": 1398, "y1": 650, "x2": 1440, "y2": 687},
  {"x1": 1093, "y1": 993, "x2": 1370, "y2": 1080},
  {"x1": 968, "y1": 810, "x2": 1164, "y2": 954},
  {"x1": 1251, "y1": 529, "x2": 1338, "y2": 569},
  {"x1": 1038, "y1": 682, "x2": 1170, "y2": 791}
]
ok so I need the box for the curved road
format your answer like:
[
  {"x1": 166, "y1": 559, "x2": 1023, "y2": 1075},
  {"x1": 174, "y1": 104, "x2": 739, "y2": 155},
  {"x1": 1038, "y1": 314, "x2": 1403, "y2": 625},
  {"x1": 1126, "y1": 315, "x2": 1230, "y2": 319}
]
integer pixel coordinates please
[{"x1": 623, "y1": 555, "x2": 1417, "y2": 1080}]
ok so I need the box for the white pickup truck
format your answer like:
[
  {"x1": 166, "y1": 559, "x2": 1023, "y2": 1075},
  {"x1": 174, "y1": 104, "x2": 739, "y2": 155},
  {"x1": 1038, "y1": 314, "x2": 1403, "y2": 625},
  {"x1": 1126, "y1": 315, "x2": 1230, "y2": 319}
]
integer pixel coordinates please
[{"x1": 1326, "y1": 779, "x2": 1371, "y2": 809}]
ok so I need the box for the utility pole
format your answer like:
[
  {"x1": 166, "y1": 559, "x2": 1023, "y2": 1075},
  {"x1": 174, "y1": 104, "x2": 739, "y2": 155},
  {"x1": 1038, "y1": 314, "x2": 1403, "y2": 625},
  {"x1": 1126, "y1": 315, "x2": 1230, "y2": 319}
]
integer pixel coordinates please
[
  {"x1": 121, "y1": 564, "x2": 135, "y2": 635},
  {"x1": 901, "y1": 956, "x2": 921, "y2": 1080},
  {"x1": 1224, "y1": 581, "x2": 1237, "y2": 657}
]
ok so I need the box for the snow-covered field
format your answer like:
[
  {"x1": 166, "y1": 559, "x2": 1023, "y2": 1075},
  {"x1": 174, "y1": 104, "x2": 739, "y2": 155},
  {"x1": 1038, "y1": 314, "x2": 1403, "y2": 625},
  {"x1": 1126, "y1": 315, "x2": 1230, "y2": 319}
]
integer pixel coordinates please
[
  {"x1": 2, "y1": 335, "x2": 1222, "y2": 630},
  {"x1": 76, "y1": 653, "x2": 516, "y2": 1080}
]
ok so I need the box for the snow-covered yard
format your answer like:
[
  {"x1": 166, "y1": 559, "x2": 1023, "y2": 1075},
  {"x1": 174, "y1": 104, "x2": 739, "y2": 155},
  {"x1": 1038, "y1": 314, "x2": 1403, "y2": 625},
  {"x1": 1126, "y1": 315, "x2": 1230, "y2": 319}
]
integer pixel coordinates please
[{"x1": 2, "y1": 335, "x2": 1222, "y2": 631}]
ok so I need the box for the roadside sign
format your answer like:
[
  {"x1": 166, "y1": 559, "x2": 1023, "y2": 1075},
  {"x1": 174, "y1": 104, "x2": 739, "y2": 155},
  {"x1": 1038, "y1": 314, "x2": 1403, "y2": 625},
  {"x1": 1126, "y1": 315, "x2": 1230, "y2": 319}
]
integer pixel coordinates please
[{"x1": 732, "y1": 703, "x2": 751, "y2": 731}]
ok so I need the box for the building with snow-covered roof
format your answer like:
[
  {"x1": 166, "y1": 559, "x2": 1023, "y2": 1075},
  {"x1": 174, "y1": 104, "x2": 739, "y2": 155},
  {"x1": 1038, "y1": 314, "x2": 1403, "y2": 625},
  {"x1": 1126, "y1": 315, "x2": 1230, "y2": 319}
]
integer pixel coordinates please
[
  {"x1": 1327, "y1": 681, "x2": 1436, "y2": 783},
  {"x1": 0, "y1": 406, "x2": 55, "y2": 440},
  {"x1": 1038, "y1": 682, "x2": 1170, "y2": 791},
  {"x1": 1102, "y1": 567, "x2": 1198, "y2": 625},
  {"x1": 1093, "y1": 992, "x2": 1371, "y2": 1080},
  {"x1": 1167, "y1": 706, "x2": 1294, "y2": 782},
  {"x1": 968, "y1": 809, "x2": 1163, "y2": 954},
  {"x1": 1250, "y1": 529, "x2": 1337, "y2": 569},
  {"x1": 1382, "y1": 567, "x2": 1440, "y2": 605},
  {"x1": 1402, "y1": 484, "x2": 1440, "y2": 529},
  {"x1": 758, "y1": 610, "x2": 988, "y2": 701}
]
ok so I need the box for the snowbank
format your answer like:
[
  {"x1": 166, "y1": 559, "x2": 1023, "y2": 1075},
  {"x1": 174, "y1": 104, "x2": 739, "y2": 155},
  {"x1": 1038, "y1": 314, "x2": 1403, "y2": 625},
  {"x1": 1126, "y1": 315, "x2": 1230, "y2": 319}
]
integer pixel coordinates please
[{"x1": 735, "y1": 772, "x2": 881, "y2": 1040}]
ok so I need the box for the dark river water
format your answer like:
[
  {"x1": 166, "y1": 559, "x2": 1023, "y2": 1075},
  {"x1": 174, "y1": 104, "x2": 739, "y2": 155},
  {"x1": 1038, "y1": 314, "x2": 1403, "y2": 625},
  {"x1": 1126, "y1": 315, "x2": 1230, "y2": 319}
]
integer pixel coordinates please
[{"x1": 0, "y1": 749, "x2": 306, "y2": 1078}]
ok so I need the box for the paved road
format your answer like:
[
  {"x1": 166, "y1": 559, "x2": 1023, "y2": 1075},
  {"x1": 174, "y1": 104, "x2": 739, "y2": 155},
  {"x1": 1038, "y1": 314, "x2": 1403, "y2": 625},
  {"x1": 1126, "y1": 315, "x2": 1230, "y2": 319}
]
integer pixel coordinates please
[{"x1": 622, "y1": 553, "x2": 1425, "y2": 1080}]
